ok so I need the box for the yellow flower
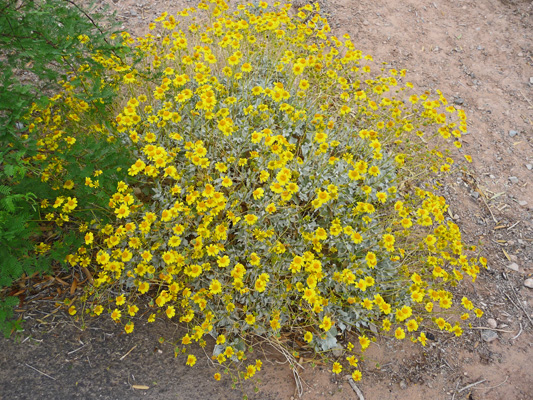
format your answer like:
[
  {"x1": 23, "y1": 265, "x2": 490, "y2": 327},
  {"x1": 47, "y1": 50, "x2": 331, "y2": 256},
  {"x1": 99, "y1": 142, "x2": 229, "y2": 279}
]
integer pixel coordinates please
[
  {"x1": 245, "y1": 314, "x2": 256, "y2": 325},
  {"x1": 245, "y1": 364, "x2": 256, "y2": 379},
  {"x1": 209, "y1": 279, "x2": 222, "y2": 294},
  {"x1": 435, "y1": 317, "x2": 446, "y2": 330},
  {"x1": 319, "y1": 315, "x2": 333, "y2": 332},
  {"x1": 266, "y1": 203, "x2": 277, "y2": 213},
  {"x1": 395, "y1": 327, "x2": 406, "y2": 340},
  {"x1": 84, "y1": 232, "x2": 94, "y2": 245},
  {"x1": 358, "y1": 335, "x2": 370, "y2": 351},
  {"x1": 63, "y1": 180, "x2": 74, "y2": 190},
  {"x1": 124, "y1": 322, "x2": 134, "y2": 334},
  {"x1": 116, "y1": 295, "x2": 126, "y2": 306},
  {"x1": 241, "y1": 63, "x2": 253, "y2": 72},
  {"x1": 224, "y1": 346, "x2": 234, "y2": 358},
  {"x1": 244, "y1": 214, "x2": 258, "y2": 225},
  {"x1": 214, "y1": 373, "x2": 221, "y2": 381},
  {"x1": 138, "y1": 281, "x2": 150, "y2": 294},
  {"x1": 352, "y1": 370, "x2": 362, "y2": 381},
  {"x1": 418, "y1": 332, "x2": 427, "y2": 346},
  {"x1": 304, "y1": 331, "x2": 313, "y2": 343},
  {"x1": 217, "y1": 255, "x2": 230, "y2": 268},
  {"x1": 332, "y1": 362, "x2": 342, "y2": 374},
  {"x1": 406, "y1": 319, "x2": 418, "y2": 332},
  {"x1": 221, "y1": 176, "x2": 233, "y2": 187},
  {"x1": 186, "y1": 354, "x2": 196, "y2": 366},
  {"x1": 253, "y1": 188, "x2": 264, "y2": 200},
  {"x1": 111, "y1": 308, "x2": 121, "y2": 322},
  {"x1": 254, "y1": 279, "x2": 267, "y2": 292},
  {"x1": 68, "y1": 305, "x2": 77, "y2": 316},
  {"x1": 166, "y1": 306, "x2": 176, "y2": 319}
]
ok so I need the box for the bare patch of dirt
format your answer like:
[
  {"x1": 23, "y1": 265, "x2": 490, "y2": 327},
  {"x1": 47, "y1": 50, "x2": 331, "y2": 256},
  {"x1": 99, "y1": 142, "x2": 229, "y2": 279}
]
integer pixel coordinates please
[{"x1": 1, "y1": 0, "x2": 532, "y2": 399}]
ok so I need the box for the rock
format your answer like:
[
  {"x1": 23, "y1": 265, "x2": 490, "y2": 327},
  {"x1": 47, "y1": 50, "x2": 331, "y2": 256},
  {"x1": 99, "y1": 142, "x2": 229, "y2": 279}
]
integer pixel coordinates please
[
  {"x1": 331, "y1": 348, "x2": 343, "y2": 357},
  {"x1": 400, "y1": 380, "x2": 407, "y2": 390},
  {"x1": 530, "y1": 77, "x2": 533, "y2": 85},
  {"x1": 487, "y1": 318, "x2": 497, "y2": 329},
  {"x1": 506, "y1": 263, "x2": 519, "y2": 272},
  {"x1": 509, "y1": 130, "x2": 518, "y2": 137},
  {"x1": 519, "y1": 200, "x2": 528, "y2": 207},
  {"x1": 454, "y1": 97, "x2": 465, "y2": 105},
  {"x1": 524, "y1": 279, "x2": 533, "y2": 289},
  {"x1": 481, "y1": 329, "x2": 498, "y2": 343},
  {"x1": 526, "y1": 164, "x2": 532, "y2": 170},
  {"x1": 509, "y1": 176, "x2": 519, "y2": 184},
  {"x1": 130, "y1": 9, "x2": 138, "y2": 16}
]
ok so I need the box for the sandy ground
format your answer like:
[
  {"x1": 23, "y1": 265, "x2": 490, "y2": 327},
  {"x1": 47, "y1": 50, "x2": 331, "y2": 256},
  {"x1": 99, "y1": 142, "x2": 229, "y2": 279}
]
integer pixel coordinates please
[{"x1": 1, "y1": 0, "x2": 532, "y2": 399}]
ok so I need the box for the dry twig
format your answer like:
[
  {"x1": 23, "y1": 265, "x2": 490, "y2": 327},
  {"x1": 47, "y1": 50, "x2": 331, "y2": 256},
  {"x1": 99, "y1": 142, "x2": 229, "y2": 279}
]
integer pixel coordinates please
[
  {"x1": 470, "y1": 326, "x2": 515, "y2": 333},
  {"x1": 458, "y1": 379, "x2": 486, "y2": 393},
  {"x1": 24, "y1": 363, "x2": 56, "y2": 380},
  {"x1": 119, "y1": 345, "x2": 137, "y2": 361},
  {"x1": 478, "y1": 375, "x2": 508, "y2": 391},
  {"x1": 511, "y1": 323, "x2": 523, "y2": 340},
  {"x1": 345, "y1": 376, "x2": 365, "y2": 400}
]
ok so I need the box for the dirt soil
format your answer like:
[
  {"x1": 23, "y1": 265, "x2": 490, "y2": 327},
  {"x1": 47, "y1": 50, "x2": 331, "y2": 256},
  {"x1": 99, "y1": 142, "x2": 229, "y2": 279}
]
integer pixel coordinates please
[{"x1": 1, "y1": 0, "x2": 532, "y2": 399}]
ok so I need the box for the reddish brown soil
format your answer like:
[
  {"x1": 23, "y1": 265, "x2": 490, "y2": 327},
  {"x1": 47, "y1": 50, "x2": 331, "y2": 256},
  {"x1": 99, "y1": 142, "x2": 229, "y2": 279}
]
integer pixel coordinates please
[{"x1": 1, "y1": 1, "x2": 531, "y2": 399}]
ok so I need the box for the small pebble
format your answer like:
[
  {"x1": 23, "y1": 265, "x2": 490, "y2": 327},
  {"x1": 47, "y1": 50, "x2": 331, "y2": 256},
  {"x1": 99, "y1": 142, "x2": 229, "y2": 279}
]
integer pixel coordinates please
[
  {"x1": 481, "y1": 329, "x2": 498, "y2": 343},
  {"x1": 487, "y1": 318, "x2": 497, "y2": 329},
  {"x1": 506, "y1": 263, "x2": 519, "y2": 272},
  {"x1": 524, "y1": 279, "x2": 533, "y2": 289},
  {"x1": 526, "y1": 164, "x2": 532, "y2": 170},
  {"x1": 519, "y1": 200, "x2": 528, "y2": 207},
  {"x1": 530, "y1": 77, "x2": 533, "y2": 85},
  {"x1": 400, "y1": 380, "x2": 407, "y2": 390},
  {"x1": 454, "y1": 97, "x2": 465, "y2": 105},
  {"x1": 509, "y1": 176, "x2": 519, "y2": 184},
  {"x1": 509, "y1": 130, "x2": 518, "y2": 137}
]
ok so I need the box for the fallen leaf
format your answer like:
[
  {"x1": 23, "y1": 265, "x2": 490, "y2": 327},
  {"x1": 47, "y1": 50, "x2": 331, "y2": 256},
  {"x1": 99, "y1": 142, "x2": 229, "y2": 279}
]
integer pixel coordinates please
[
  {"x1": 82, "y1": 267, "x2": 94, "y2": 284},
  {"x1": 70, "y1": 278, "x2": 78, "y2": 295}
]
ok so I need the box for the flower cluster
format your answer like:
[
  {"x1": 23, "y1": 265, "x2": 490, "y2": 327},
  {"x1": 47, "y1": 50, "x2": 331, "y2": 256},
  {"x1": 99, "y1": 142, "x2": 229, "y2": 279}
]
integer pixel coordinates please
[{"x1": 28, "y1": 0, "x2": 485, "y2": 384}]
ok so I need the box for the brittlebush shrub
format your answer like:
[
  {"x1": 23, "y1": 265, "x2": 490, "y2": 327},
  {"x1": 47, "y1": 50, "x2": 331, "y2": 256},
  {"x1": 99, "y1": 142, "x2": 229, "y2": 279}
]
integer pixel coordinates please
[{"x1": 31, "y1": 0, "x2": 486, "y2": 385}]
